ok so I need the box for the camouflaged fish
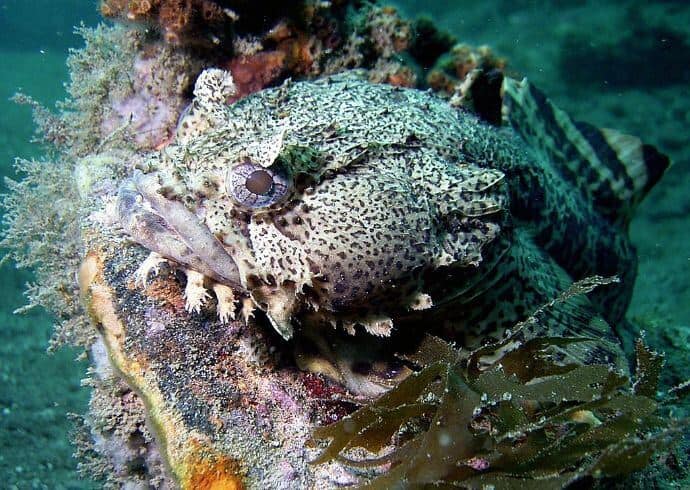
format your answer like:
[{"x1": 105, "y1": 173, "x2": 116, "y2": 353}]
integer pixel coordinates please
[{"x1": 117, "y1": 69, "x2": 668, "y2": 393}]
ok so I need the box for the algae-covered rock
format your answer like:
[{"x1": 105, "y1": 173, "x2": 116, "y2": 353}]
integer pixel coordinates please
[{"x1": 77, "y1": 246, "x2": 353, "y2": 488}]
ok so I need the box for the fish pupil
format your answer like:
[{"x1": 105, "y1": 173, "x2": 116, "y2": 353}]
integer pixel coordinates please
[{"x1": 246, "y1": 169, "x2": 273, "y2": 195}]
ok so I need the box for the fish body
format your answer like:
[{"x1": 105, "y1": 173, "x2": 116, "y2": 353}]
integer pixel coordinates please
[{"x1": 118, "y1": 69, "x2": 668, "y2": 391}]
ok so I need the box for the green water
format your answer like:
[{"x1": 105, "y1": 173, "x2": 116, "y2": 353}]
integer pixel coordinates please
[
  {"x1": 0, "y1": 1, "x2": 688, "y2": 488},
  {"x1": 0, "y1": 2, "x2": 99, "y2": 488}
]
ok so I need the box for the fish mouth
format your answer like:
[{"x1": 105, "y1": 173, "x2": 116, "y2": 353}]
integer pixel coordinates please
[
  {"x1": 117, "y1": 171, "x2": 245, "y2": 290},
  {"x1": 117, "y1": 172, "x2": 416, "y2": 396}
]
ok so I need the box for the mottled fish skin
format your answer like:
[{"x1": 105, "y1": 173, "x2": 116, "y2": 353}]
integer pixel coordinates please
[
  {"x1": 501, "y1": 78, "x2": 669, "y2": 326},
  {"x1": 117, "y1": 69, "x2": 666, "y2": 378}
]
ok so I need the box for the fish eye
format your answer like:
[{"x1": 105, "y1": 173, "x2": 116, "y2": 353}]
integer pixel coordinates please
[{"x1": 227, "y1": 161, "x2": 290, "y2": 208}]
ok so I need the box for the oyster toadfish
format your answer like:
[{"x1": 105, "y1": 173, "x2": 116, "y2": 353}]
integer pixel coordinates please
[{"x1": 116, "y1": 68, "x2": 669, "y2": 394}]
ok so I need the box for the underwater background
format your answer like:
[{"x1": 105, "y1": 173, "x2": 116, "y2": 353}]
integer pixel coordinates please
[{"x1": 0, "y1": 1, "x2": 688, "y2": 488}]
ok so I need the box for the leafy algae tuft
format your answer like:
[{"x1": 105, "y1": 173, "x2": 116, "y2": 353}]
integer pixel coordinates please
[{"x1": 310, "y1": 279, "x2": 689, "y2": 488}]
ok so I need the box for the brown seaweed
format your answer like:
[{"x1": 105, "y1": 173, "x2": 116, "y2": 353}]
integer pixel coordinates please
[{"x1": 309, "y1": 278, "x2": 689, "y2": 488}]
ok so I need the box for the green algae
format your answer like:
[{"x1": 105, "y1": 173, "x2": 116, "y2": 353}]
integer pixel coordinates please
[
  {"x1": 310, "y1": 278, "x2": 689, "y2": 489},
  {"x1": 1, "y1": 157, "x2": 87, "y2": 346}
]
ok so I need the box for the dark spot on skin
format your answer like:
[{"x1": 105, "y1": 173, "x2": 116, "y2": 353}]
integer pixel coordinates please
[{"x1": 246, "y1": 275, "x2": 262, "y2": 288}]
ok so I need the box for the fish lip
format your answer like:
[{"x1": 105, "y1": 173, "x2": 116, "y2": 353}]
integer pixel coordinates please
[{"x1": 117, "y1": 171, "x2": 245, "y2": 291}]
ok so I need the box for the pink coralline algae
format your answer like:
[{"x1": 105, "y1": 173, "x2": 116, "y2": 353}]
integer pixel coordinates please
[
  {"x1": 465, "y1": 456, "x2": 490, "y2": 471},
  {"x1": 100, "y1": 44, "x2": 195, "y2": 150}
]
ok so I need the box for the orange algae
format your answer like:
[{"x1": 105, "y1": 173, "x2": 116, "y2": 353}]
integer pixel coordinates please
[{"x1": 183, "y1": 451, "x2": 243, "y2": 490}]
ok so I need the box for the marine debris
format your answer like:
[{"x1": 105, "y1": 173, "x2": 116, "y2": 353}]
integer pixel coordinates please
[{"x1": 1, "y1": 1, "x2": 687, "y2": 489}]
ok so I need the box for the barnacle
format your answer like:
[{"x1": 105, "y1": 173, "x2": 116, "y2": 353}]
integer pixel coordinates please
[{"x1": 309, "y1": 278, "x2": 689, "y2": 488}]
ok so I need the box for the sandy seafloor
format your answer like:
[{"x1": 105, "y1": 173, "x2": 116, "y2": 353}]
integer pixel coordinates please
[{"x1": 0, "y1": 1, "x2": 687, "y2": 488}]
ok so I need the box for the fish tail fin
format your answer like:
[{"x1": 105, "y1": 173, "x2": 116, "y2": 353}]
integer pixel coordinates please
[{"x1": 502, "y1": 77, "x2": 670, "y2": 225}]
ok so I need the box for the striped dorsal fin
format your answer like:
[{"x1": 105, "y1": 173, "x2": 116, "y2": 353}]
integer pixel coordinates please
[{"x1": 502, "y1": 77, "x2": 670, "y2": 225}]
